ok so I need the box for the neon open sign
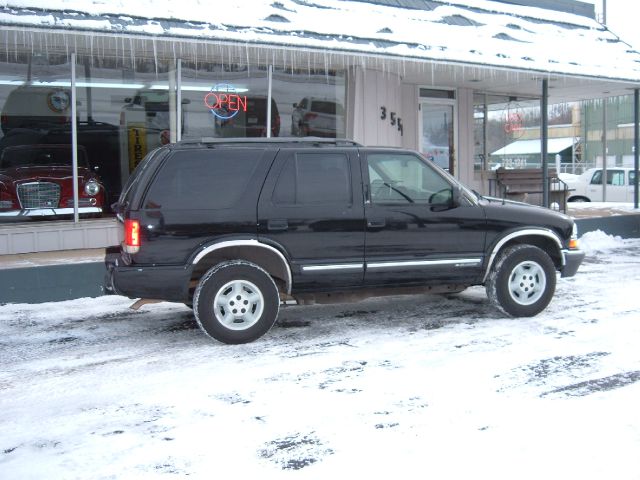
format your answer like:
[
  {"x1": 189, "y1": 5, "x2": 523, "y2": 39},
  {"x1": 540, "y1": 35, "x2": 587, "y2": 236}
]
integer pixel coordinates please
[{"x1": 204, "y1": 84, "x2": 248, "y2": 120}]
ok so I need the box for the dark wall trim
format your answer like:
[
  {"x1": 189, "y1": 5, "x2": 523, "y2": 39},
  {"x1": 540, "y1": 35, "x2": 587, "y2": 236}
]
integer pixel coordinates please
[
  {"x1": 575, "y1": 215, "x2": 640, "y2": 239},
  {"x1": 0, "y1": 263, "x2": 106, "y2": 304}
]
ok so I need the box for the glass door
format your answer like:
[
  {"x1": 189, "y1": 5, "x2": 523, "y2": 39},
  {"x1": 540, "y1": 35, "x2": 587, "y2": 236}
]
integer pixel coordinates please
[{"x1": 419, "y1": 101, "x2": 455, "y2": 174}]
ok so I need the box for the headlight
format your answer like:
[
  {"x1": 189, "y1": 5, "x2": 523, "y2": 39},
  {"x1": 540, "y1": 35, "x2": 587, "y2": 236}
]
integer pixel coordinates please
[{"x1": 84, "y1": 180, "x2": 100, "y2": 196}]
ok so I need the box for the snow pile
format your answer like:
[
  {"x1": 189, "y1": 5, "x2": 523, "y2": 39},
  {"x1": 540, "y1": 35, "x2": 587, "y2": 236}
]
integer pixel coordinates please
[{"x1": 579, "y1": 229, "x2": 625, "y2": 254}]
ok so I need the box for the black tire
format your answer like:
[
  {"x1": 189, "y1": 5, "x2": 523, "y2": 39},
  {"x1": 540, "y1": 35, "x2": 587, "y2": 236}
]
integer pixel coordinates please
[
  {"x1": 193, "y1": 260, "x2": 280, "y2": 344},
  {"x1": 486, "y1": 244, "x2": 556, "y2": 317}
]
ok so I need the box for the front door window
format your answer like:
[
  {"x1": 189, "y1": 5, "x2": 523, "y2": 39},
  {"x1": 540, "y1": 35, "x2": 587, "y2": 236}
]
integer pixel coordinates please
[{"x1": 368, "y1": 153, "x2": 452, "y2": 205}]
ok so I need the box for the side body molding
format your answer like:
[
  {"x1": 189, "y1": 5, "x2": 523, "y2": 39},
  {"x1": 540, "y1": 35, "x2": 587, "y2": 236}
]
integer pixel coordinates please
[
  {"x1": 192, "y1": 239, "x2": 292, "y2": 294},
  {"x1": 482, "y1": 228, "x2": 563, "y2": 283}
]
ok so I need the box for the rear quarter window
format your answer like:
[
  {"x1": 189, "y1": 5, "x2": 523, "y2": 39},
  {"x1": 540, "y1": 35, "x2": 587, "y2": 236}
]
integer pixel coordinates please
[{"x1": 143, "y1": 149, "x2": 261, "y2": 210}]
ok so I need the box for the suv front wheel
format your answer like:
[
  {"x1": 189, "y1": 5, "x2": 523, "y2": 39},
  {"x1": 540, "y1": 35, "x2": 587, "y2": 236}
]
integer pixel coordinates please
[
  {"x1": 486, "y1": 244, "x2": 556, "y2": 317},
  {"x1": 193, "y1": 261, "x2": 280, "y2": 344}
]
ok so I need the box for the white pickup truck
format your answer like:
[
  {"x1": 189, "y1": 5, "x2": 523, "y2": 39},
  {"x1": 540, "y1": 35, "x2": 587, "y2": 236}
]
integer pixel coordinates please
[{"x1": 562, "y1": 167, "x2": 637, "y2": 202}]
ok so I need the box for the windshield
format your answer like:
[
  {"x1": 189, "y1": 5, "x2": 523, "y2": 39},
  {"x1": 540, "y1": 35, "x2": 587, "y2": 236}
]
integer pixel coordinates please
[{"x1": 0, "y1": 145, "x2": 88, "y2": 169}]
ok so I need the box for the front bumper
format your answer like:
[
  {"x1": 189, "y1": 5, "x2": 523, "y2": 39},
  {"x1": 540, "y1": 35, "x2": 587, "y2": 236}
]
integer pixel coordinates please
[
  {"x1": 561, "y1": 249, "x2": 585, "y2": 278},
  {"x1": 0, "y1": 207, "x2": 102, "y2": 217}
]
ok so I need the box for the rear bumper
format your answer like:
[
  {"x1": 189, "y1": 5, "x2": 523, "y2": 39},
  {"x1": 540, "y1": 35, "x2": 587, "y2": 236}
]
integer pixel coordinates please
[
  {"x1": 561, "y1": 249, "x2": 585, "y2": 278},
  {"x1": 104, "y1": 253, "x2": 192, "y2": 302}
]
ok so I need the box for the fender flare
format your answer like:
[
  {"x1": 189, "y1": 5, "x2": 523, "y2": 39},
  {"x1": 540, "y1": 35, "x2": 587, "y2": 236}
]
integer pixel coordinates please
[
  {"x1": 191, "y1": 239, "x2": 292, "y2": 294},
  {"x1": 482, "y1": 228, "x2": 563, "y2": 283}
]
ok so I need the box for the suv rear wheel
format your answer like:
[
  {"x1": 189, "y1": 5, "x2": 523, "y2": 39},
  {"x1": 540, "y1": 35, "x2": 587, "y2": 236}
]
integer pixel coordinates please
[
  {"x1": 193, "y1": 261, "x2": 280, "y2": 344},
  {"x1": 486, "y1": 244, "x2": 556, "y2": 317}
]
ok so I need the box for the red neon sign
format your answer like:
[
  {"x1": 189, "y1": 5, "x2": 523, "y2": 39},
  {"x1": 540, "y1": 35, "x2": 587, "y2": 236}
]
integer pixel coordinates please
[
  {"x1": 504, "y1": 112, "x2": 523, "y2": 134},
  {"x1": 204, "y1": 92, "x2": 248, "y2": 119}
]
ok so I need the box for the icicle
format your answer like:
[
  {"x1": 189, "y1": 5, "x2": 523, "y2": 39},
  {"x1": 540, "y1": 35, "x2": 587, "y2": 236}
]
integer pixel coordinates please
[{"x1": 152, "y1": 38, "x2": 158, "y2": 77}]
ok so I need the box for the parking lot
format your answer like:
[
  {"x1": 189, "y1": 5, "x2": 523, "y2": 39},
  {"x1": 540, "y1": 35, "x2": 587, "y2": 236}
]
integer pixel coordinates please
[{"x1": 1, "y1": 232, "x2": 639, "y2": 479}]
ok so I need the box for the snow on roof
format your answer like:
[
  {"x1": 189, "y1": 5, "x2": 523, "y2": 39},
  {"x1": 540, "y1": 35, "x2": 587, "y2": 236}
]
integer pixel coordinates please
[
  {"x1": 491, "y1": 136, "x2": 575, "y2": 156},
  {"x1": 1, "y1": 0, "x2": 640, "y2": 82}
]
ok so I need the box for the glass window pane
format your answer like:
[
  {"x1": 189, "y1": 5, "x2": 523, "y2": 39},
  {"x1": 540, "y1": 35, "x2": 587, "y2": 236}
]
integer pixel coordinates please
[
  {"x1": 180, "y1": 62, "x2": 271, "y2": 139},
  {"x1": 0, "y1": 52, "x2": 75, "y2": 223},
  {"x1": 590, "y1": 170, "x2": 603, "y2": 185},
  {"x1": 608, "y1": 170, "x2": 624, "y2": 185},
  {"x1": 273, "y1": 153, "x2": 351, "y2": 205},
  {"x1": 421, "y1": 103, "x2": 453, "y2": 171},
  {"x1": 272, "y1": 68, "x2": 345, "y2": 138},
  {"x1": 367, "y1": 153, "x2": 451, "y2": 204},
  {"x1": 75, "y1": 56, "x2": 175, "y2": 213},
  {"x1": 144, "y1": 150, "x2": 260, "y2": 210}
]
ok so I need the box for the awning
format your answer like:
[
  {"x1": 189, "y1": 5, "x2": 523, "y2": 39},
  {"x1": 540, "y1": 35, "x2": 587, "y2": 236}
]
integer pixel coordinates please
[
  {"x1": 2, "y1": 1, "x2": 640, "y2": 101},
  {"x1": 491, "y1": 137, "x2": 576, "y2": 156}
]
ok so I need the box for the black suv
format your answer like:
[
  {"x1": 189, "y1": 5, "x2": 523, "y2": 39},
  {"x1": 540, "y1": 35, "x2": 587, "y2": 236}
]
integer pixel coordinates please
[{"x1": 105, "y1": 138, "x2": 584, "y2": 344}]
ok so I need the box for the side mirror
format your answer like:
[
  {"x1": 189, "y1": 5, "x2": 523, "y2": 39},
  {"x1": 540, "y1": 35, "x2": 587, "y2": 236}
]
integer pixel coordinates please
[
  {"x1": 293, "y1": 103, "x2": 298, "y2": 108},
  {"x1": 429, "y1": 186, "x2": 459, "y2": 212},
  {"x1": 452, "y1": 184, "x2": 462, "y2": 206}
]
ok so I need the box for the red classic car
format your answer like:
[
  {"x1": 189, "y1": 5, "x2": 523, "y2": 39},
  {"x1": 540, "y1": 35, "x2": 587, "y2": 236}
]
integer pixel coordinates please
[{"x1": 0, "y1": 144, "x2": 104, "y2": 218}]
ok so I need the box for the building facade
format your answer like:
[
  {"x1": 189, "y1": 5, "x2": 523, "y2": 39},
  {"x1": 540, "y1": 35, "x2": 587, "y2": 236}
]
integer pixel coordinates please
[{"x1": 1, "y1": 0, "x2": 639, "y2": 255}]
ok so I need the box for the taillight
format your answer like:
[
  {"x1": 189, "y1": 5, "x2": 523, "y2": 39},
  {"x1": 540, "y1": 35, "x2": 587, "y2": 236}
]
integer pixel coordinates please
[{"x1": 123, "y1": 219, "x2": 140, "y2": 254}]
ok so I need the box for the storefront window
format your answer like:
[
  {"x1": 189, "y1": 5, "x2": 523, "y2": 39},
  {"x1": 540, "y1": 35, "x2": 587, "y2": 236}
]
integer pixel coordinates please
[
  {"x1": 0, "y1": 53, "x2": 73, "y2": 223},
  {"x1": 273, "y1": 68, "x2": 345, "y2": 138},
  {"x1": 181, "y1": 62, "x2": 270, "y2": 139},
  {"x1": 76, "y1": 55, "x2": 175, "y2": 209},
  {"x1": 473, "y1": 94, "x2": 540, "y2": 171},
  {"x1": 1, "y1": 50, "x2": 347, "y2": 226}
]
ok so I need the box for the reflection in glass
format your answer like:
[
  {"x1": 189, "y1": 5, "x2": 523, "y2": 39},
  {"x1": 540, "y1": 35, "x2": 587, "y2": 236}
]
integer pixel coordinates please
[
  {"x1": 181, "y1": 62, "x2": 271, "y2": 139},
  {"x1": 274, "y1": 68, "x2": 345, "y2": 138}
]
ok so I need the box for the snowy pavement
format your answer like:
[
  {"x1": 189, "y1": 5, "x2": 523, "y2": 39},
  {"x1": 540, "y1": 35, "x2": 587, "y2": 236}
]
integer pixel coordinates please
[{"x1": 1, "y1": 231, "x2": 639, "y2": 479}]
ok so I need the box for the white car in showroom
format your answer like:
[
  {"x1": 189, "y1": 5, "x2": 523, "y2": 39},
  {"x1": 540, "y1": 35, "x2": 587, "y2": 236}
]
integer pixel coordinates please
[{"x1": 563, "y1": 167, "x2": 637, "y2": 202}]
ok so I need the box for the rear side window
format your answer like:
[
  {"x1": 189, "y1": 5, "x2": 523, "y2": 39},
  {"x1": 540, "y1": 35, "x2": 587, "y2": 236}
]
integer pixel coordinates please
[
  {"x1": 144, "y1": 149, "x2": 260, "y2": 209},
  {"x1": 272, "y1": 152, "x2": 351, "y2": 205},
  {"x1": 118, "y1": 147, "x2": 165, "y2": 209}
]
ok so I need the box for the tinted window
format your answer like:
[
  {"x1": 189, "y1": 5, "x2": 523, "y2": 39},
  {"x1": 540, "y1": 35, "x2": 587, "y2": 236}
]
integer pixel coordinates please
[
  {"x1": 118, "y1": 148, "x2": 165, "y2": 209},
  {"x1": 0, "y1": 145, "x2": 88, "y2": 169},
  {"x1": 367, "y1": 153, "x2": 451, "y2": 204},
  {"x1": 144, "y1": 149, "x2": 260, "y2": 209},
  {"x1": 273, "y1": 153, "x2": 351, "y2": 205}
]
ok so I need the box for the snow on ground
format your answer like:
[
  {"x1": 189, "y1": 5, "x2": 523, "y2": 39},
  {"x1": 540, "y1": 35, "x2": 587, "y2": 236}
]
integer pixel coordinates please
[{"x1": 1, "y1": 231, "x2": 640, "y2": 479}]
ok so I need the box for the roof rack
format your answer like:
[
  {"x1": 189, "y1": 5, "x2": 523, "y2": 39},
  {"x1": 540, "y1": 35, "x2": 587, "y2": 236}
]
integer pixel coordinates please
[{"x1": 178, "y1": 137, "x2": 362, "y2": 147}]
